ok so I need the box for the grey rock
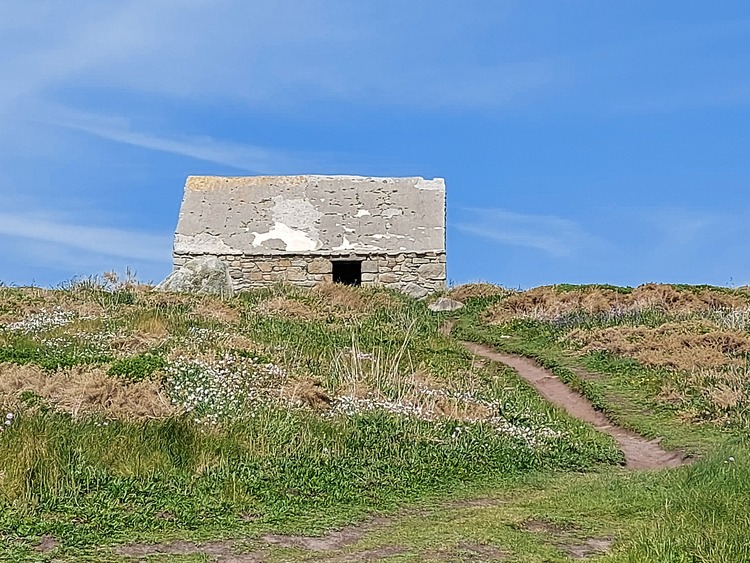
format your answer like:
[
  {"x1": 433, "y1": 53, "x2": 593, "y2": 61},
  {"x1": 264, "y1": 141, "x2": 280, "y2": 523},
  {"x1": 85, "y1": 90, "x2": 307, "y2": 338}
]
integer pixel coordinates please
[
  {"x1": 156, "y1": 257, "x2": 234, "y2": 297},
  {"x1": 428, "y1": 297, "x2": 464, "y2": 312},
  {"x1": 403, "y1": 282, "x2": 430, "y2": 300}
]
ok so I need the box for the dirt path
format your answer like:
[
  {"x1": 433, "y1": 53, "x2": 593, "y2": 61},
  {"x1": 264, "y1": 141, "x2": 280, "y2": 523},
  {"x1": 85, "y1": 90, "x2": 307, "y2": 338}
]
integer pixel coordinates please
[{"x1": 460, "y1": 340, "x2": 686, "y2": 470}]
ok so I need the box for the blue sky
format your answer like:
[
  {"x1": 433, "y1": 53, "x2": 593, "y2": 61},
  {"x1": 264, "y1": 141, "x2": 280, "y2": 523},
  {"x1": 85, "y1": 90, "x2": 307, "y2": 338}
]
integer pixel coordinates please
[{"x1": 2, "y1": 1, "x2": 750, "y2": 289}]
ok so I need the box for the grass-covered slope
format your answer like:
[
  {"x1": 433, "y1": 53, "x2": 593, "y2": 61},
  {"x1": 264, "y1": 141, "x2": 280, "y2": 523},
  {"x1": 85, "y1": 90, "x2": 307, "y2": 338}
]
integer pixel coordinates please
[
  {"x1": 451, "y1": 282, "x2": 750, "y2": 562},
  {"x1": 0, "y1": 279, "x2": 618, "y2": 561}
]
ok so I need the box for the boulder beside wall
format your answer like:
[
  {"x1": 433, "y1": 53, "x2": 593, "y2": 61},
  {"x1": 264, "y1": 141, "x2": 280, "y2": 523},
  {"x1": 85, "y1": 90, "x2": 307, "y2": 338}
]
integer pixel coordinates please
[{"x1": 156, "y1": 257, "x2": 234, "y2": 297}]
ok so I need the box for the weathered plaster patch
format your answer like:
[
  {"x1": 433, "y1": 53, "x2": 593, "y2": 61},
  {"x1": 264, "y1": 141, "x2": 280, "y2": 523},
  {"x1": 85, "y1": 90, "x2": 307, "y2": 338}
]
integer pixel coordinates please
[
  {"x1": 174, "y1": 233, "x2": 241, "y2": 255},
  {"x1": 414, "y1": 178, "x2": 443, "y2": 190},
  {"x1": 371, "y1": 233, "x2": 406, "y2": 240},
  {"x1": 271, "y1": 196, "x2": 322, "y2": 241},
  {"x1": 333, "y1": 236, "x2": 381, "y2": 252},
  {"x1": 382, "y1": 208, "x2": 403, "y2": 219},
  {"x1": 251, "y1": 222, "x2": 319, "y2": 252}
]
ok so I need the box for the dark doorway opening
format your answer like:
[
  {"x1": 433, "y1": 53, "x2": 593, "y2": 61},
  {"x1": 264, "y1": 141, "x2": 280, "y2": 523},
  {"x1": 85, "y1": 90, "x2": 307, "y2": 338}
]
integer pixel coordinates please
[{"x1": 332, "y1": 260, "x2": 362, "y2": 286}]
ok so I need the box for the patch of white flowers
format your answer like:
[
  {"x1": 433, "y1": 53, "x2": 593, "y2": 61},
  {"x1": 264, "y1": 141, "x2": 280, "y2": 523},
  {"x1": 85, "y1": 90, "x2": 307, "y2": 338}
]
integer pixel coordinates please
[
  {"x1": 0, "y1": 412, "x2": 14, "y2": 432},
  {"x1": 165, "y1": 353, "x2": 286, "y2": 419},
  {"x1": 187, "y1": 326, "x2": 231, "y2": 341},
  {"x1": 328, "y1": 386, "x2": 565, "y2": 450},
  {"x1": 40, "y1": 331, "x2": 113, "y2": 358},
  {"x1": 487, "y1": 417, "x2": 564, "y2": 449},
  {"x1": 711, "y1": 308, "x2": 750, "y2": 331},
  {"x1": 4, "y1": 309, "x2": 80, "y2": 333}
]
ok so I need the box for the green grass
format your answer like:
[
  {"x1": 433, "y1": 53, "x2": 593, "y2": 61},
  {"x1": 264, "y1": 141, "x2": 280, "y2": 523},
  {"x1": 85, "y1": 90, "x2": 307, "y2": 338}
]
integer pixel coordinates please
[
  {"x1": 0, "y1": 282, "x2": 624, "y2": 561},
  {"x1": 2, "y1": 281, "x2": 749, "y2": 561}
]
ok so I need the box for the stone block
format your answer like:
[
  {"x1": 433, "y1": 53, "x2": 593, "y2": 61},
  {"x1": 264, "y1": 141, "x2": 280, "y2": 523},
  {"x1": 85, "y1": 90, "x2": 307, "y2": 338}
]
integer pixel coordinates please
[
  {"x1": 285, "y1": 268, "x2": 307, "y2": 281},
  {"x1": 378, "y1": 273, "x2": 399, "y2": 284},
  {"x1": 362, "y1": 273, "x2": 377, "y2": 283},
  {"x1": 417, "y1": 263, "x2": 446, "y2": 280},
  {"x1": 361, "y1": 260, "x2": 379, "y2": 273},
  {"x1": 308, "y1": 258, "x2": 332, "y2": 274}
]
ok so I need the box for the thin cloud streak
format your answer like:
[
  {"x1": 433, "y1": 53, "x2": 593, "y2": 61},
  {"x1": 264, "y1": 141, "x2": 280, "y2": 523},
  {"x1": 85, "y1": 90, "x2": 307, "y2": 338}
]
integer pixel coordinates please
[
  {"x1": 0, "y1": 212, "x2": 172, "y2": 262},
  {"x1": 456, "y1": 208, "x2": 605, "y2": 258},
  {"x1": 41, "y1": 108, "x2": 328, "y2": 173}
]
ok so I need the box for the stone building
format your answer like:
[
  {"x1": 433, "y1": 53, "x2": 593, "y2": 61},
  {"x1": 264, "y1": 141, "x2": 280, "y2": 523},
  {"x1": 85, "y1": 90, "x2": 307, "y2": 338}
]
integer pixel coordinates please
[{"x1": 171, "y1": 175, "x2": 446, "y2": 298}]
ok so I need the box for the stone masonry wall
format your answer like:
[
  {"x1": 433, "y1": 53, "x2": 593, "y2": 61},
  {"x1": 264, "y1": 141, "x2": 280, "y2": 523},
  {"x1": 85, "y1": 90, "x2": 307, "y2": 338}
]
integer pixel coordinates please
[{"x1": 173, "y1": 252, "x2": 446, "y2": 298}]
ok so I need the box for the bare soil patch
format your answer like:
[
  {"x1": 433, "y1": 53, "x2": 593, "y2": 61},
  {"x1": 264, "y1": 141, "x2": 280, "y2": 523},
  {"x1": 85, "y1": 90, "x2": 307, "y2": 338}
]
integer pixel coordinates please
[
  {"x1": 116, "y1": 539, "x2": 266, "y2": 562},
  {"x1": 521, "y1": 518, "x2": 576, "y2": 535},
  {"x1": 322, "y1": 545, "x2": 409, "y2": 562},
  {"x1": 35, "y1": 534, "x2": 60, "y2": 553},
  {"x1": 425, "y1": 542, "x2": 510, "y2": 561},
  {"x1": 261, "y1": 517, "x2": 389, "y2": 552},
  {"x1": 564, "y1": 537, "x2": 613, "y2": 559},
  {"x1": 520, "y1": 518, "x2": 612, "y2": 560}
]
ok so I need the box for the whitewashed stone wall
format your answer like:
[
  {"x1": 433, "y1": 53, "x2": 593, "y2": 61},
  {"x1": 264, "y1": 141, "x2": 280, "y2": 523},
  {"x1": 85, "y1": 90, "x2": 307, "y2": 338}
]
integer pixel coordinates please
[
  {"x1": 171, "y1": 175, "x2": 447, "y2": 297},
  {"x1": 173, "y1": 251, "x2": 446, "y2": 297}
]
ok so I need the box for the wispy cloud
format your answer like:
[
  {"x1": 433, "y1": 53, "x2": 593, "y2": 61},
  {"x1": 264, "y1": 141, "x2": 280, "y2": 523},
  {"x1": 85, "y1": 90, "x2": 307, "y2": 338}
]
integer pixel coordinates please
[
  {"x1": 0, "y1": 211, "x2": 171, "y2": 263},
  {"x1": 455, "y1": 208, "x2": 605, "y2": 258},
  {"x1": 40, "y1": 107, "x2": 330, "y2": 173},
  {"x1": 0, "y1": 2, "x2": 558, "y2": 115}
]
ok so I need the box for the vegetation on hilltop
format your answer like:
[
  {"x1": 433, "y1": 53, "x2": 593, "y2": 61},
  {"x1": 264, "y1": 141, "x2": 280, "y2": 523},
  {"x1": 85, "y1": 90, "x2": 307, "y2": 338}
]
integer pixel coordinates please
[
  {"x1": 0, "y1": 277, "x2": 617, "y2": 561},
  {"x1": 0, "y1": 277, "x2": 748, "y2": 561}
]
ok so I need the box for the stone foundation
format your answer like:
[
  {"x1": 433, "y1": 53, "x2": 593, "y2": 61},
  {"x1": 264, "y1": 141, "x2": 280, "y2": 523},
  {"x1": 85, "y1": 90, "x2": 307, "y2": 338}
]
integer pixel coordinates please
[{"x1": 173, "y1": 252, "x2": 446, "y2": 297}]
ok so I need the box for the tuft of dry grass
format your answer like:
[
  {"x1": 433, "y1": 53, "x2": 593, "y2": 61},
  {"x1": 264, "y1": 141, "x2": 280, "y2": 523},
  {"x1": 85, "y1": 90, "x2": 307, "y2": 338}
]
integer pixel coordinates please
[
  {"x1": 659, "y1": 365, "x2": 750, "y2": 425},
  {"x1": 485, "y1": 283, "x2": 750, "y2": 324},
  {"x1": 448, "y1": 283, "x2": 512, "y2": 302},
  {"x1": 257, "y1": 296, "x2": 323, "y2": 321},
  {"x1": 312, "y1": 282, "x2": 400, "y2": 313},
  {"x1": 566, "y1": 321, "x2": 750, "y2": 371},
  {"x1": 0, "y1": 287, "x2": 104, "y2": 324},
  {"x1": 252, "y1": 283, "x2": 401, "y2": 322},
  {"x1": 485, "y1": 285, "x2": 626, "y2": 323},
  {"x1": 0, "y1": 363, "x2": 175, "y2": 420},
  {"x1": 312, "y1": 282, "x2": 369, "y2": 311},
  {"x1": 631, "y1": 283, "x2": 748, "y2": 312},
  {"x1": 192, "y1": 298, "x2": 241, "y2": 323},
  {"x1": 281, "y1": 378, "x2": 332, "y2": 410}
]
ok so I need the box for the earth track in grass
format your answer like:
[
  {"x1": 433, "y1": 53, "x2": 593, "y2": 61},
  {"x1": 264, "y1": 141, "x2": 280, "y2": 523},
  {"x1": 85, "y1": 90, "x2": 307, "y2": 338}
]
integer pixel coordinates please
[{"x1": 460, "y1": 340, "x2": 687, "y2": 470}]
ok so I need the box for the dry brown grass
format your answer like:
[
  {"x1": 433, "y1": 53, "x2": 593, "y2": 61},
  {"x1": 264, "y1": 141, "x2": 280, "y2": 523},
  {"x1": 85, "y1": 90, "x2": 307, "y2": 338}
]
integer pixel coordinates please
[
  {"x1": 566, "y1": 320, "x2": 750, "y2": 371},
  {"x1": 631, "y1": 283, "x2": 748, "y2": 312},
  {"x1": 447, "y1": 283, "x2": 512, "y2": 302},
  {"x1": 108, "y1": 312, "x2": 170, "y2": 355},
  {"x1": 312, "y1": 282, "x2": 399, "y2": 313},
  {"x1": 659, "y1": 366, "x2": 749, "y2": 424},
  {"x1": 485, "y1": 283, "x2": 750, "y2": 324},
  {"x1": 0, "y1": 363, "x2": 175, "y2": 420},
  {"x1": 192, "y1": 298, "x2": 241, "y2": 323},
  {"x1": 486, "y1": 285, "x2": 627, "y2": 323},
  {"x1": 257, "y1": 297, "x2": 323, "y2": 321},
  {"x1": 281, "y1": 378, "x2": 332, "y2": 410},
  {"x1": 254, "y1": 284, "x2": 400, "y2": 321}
]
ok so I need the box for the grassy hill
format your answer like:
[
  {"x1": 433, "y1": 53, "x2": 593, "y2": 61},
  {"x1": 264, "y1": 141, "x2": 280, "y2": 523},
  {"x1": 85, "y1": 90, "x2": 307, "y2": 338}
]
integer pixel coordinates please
[{"x1": 0, "y1": 278, "x2": 748, "y2": 561}]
